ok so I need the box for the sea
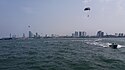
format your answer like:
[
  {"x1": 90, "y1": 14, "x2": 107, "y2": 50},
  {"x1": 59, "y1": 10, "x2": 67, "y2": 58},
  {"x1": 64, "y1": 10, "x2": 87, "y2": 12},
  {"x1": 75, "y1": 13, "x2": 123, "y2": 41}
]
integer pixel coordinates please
[{"x1": 0, "y1": 38, "x2": 125, "y2": 70}]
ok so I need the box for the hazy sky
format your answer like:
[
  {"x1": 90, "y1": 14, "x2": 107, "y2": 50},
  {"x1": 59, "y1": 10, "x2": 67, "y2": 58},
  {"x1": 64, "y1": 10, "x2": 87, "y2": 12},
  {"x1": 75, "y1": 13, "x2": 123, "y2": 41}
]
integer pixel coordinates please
[{"x1": 0, "y1": 0, "x2": 125, "y2": 37}]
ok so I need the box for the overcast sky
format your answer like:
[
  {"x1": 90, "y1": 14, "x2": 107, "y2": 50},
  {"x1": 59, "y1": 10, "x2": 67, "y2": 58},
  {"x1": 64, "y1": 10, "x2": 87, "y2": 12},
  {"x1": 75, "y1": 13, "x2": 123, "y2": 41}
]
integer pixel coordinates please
[{"x1": 0, "y1": 0, "x2": 125, "y2": 37}]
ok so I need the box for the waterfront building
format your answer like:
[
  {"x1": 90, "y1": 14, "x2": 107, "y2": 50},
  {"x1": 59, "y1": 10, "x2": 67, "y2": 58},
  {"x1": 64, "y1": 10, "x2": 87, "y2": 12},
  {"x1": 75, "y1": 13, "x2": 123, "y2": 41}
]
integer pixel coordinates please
[
  {"x1": 97, "y1": 31, "x2": 104, "y2": 37},
  {"x1": 75, "y1": 31, "x2": 79, "y2": 37},
  {"x1": 72, "y1": 33, "x2": 75, "y2": 37},
  {"x1": 72, "y1": 31, "x2": 87, "y2": 38},
  {"x1": 115, "y1": 33, "x2": 118, "y2": 36},
  {"x1": 29, "y1": 31, "x2": 34, "y2": 38},
  {"x1": 79, "y1": 31, "x2": 82, "y2": 37},
  {"x1": 51, "y1": 34, "x2": 58, "y2": 38},
  {"x1": 45, "y1": 34, "x2": 48, "y2": 37},
  {"x1": 23, "y1": 33, "x2": 25, "y2": 38},
  {"x1": 118, "y1": 33, "x2": 124, "y2": 37},
  {"x1": 82, "y1": 31, "x2": 86, "y2": 37},
  {"x1": 10, "y1": 33, "x2": 12, "y2": 38},
  {"x1": 79, "y1": 31, "x2": 86, "y2": 37},
  {"x1": 36, "y1": 32, "x2": 38, "y2": 37}
]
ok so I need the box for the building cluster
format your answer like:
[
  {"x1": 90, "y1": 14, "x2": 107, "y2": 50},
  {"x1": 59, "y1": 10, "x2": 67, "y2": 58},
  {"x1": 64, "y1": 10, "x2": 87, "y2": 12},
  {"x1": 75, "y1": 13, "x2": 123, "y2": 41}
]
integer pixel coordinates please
[
  {"x1": 71, "y1": 30, "x2": 125, "y2": 38},
  {"x1": 29, "y1": 31, "x2": 40, "y2": 38},
  {"x1": 72, "y1": 31, "x2": 86, "y2": 38},
  {"x1": 96, "y1": 31, "x2": 125, "y2": 38},
  {"x1": 1, "y1": 30, "x2": 125, "y2": 40},
  {"x1": 29, "y1": 31, "x2": 59, "y2": 38},
  {"x1": 97, "y1": 31, "x2": 104, "y2": 37},
  {"x1": 28, "y1": 30, "x2": 125, "y2": 38},
  {"x1": 115, "y1": 33, "x2": 124, "y2": 37}
]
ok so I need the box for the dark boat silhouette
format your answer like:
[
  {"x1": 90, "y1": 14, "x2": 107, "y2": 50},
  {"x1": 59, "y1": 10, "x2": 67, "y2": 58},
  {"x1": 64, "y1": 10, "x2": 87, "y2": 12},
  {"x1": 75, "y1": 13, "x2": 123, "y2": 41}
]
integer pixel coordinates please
[{"x1": 109, "y1": 43, "x2": 118, "y2": 49}]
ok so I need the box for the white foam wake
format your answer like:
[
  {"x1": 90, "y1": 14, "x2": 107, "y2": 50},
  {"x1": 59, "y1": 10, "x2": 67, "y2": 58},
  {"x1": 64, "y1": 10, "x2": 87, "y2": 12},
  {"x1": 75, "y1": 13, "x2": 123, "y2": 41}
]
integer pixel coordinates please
[{"x1": 84, "y1": 39, "x2": 125, "y2": 48}]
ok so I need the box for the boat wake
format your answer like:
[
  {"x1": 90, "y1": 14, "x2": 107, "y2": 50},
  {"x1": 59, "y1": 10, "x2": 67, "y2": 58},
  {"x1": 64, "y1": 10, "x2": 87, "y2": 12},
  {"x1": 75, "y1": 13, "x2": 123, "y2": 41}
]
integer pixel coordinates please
[
  {"x1": 117, "y1": 45, "x2": 125, "y2": 48},
  {"x1": 84, "y1": 39, "x2": 125, "y2": 48}
]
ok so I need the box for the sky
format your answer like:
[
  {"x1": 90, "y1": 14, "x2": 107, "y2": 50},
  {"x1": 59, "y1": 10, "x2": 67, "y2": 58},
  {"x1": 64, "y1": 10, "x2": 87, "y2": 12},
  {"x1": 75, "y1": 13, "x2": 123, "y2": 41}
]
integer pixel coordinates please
[{"x1": 0, "y1": 0, "x2": 125, "y2": 38}]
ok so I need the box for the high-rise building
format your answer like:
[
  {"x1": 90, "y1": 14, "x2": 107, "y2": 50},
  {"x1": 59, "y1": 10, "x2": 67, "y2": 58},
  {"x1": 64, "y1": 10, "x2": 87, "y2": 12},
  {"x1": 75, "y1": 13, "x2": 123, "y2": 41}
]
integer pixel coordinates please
[
  {"x1": 79, "y1": 31, "x2": 82, "y2": 37},
  {"x1": 72, "y1": 31, "x2": 87, "y2": 38},
  {"x1": 36, "y1": 32, "x2": 38, "y2": 37},
  {"x1": 29, "y1": 31, "x2": 33, "y2": 38},
  {"x1": 82, "y1": 31, "x2": 86, "y2": 37},
  {"x1": 75, "y1": 31, "x2": 79, "y2": 37},
  {"x1": 118, "y1": 33, "x2": 124, "y2": 37},
  {"x1": 23, "y1": 33, "x2": 25, "y2": 38},
  {"x1": 97, "y1": 31, "x2": 104, "y2": 37},
  {"x1": 115, "y1": 33, "x2": 118, "y2": 36},
  {"x1": 10, "y1": 33, "x2": 12, "y2": 38},
  {"x1": 79, "y1": 31, "x2": 86, "y2": 37},
  {"x1": 72, "y1": 33, "x2": 75, "y2": 37}
]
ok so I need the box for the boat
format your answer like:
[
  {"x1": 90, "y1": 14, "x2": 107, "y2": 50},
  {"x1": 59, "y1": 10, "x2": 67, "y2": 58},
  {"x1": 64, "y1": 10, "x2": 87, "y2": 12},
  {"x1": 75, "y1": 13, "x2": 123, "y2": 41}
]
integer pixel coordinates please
[{"x1": 109, "y1": 43, "x2": 118, "y2": 49}]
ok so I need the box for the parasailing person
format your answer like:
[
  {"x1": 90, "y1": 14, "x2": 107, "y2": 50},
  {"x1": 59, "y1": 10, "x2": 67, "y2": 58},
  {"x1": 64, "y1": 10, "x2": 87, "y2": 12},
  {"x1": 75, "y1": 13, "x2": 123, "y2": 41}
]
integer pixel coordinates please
[{"x1": 84, "y1": 7, "x2": 91, "y2": 17}]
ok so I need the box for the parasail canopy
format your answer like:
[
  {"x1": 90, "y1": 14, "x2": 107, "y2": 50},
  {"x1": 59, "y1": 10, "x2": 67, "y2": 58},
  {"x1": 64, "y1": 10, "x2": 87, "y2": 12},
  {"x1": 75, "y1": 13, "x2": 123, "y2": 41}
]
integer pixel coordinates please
[{"x1": 84, "y1": 7, "x2": 90, "y2": 11}]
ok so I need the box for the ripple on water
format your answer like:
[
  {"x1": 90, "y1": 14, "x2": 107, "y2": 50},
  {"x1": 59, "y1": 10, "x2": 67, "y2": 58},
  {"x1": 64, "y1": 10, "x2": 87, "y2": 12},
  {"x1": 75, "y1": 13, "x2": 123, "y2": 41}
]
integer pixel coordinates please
[{"x1": 1, "y1": 38, "x2": 125, "y2": 70}]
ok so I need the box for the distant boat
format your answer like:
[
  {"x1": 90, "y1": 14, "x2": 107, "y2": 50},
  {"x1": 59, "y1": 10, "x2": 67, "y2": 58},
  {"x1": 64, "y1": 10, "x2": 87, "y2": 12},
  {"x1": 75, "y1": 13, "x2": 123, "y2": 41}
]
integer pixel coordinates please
[{"x1": 109, "y1": 43, "x2": 118, "y2": 49}]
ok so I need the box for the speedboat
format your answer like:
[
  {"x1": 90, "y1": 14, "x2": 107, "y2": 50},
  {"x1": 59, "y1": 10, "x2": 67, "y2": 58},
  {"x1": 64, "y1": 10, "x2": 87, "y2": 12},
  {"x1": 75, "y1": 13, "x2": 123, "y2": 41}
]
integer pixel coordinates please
[{"x1": 109, "y1": 43, "x2": 118, "y2": 49}]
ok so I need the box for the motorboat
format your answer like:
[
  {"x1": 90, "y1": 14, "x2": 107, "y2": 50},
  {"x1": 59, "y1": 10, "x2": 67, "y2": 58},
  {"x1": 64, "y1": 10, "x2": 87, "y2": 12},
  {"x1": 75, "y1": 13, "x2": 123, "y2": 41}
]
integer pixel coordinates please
[{"x1": 109, "y1": 43, "x2": 118, "y2": 49}]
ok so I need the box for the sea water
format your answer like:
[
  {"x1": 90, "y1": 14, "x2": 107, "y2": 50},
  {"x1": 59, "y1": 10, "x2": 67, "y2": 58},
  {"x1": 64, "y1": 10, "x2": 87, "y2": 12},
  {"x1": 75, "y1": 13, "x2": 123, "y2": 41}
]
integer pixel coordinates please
[{"x1": 0, "y1": 38, "x2": 125, "y2": 70}]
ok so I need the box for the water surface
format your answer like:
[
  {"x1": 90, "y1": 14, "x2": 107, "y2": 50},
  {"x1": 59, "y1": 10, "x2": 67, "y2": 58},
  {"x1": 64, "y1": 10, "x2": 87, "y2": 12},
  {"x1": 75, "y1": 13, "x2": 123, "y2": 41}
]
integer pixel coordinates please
[{"x1": 0, "y1": 38, "x2": 125, "y2": 70}]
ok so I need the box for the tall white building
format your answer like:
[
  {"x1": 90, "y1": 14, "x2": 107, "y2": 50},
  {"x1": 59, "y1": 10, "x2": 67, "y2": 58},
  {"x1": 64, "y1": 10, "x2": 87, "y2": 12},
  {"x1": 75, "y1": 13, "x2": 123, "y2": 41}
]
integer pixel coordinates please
[{"x1": 29, "y1": 31, "x2": 34, "y2": 38}]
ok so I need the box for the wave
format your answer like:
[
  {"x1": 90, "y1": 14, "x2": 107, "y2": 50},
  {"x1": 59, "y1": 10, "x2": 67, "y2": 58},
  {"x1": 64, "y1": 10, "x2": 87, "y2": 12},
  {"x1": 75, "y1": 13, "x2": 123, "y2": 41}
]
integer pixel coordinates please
[{"x1": 84, "y1": 39, "x2": 125, "y2": 48}]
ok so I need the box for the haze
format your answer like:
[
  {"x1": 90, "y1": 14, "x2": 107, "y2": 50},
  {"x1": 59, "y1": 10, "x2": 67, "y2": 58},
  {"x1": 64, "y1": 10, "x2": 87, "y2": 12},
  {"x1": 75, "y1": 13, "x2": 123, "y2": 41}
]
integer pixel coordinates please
[{"x1": 0, "y1": 0, "x2": 125, "y2": 38}]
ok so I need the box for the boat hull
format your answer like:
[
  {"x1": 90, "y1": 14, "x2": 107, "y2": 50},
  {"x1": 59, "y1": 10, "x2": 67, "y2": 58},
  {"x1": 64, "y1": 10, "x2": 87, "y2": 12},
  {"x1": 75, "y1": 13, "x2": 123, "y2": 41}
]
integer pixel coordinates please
[{"x1": 109, "y1": 45, "x2": 118, "y2": 49}]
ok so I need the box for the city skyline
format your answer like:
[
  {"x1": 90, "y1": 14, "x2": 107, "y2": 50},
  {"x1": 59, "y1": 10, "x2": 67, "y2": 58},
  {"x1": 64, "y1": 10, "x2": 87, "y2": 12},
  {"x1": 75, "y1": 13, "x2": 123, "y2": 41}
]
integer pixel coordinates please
[
  {"x1": 1, "y1": 30, "x2": 125, "y2": 38},
  {"x1": 0, "y1": 0, "x2": 125, "y2": 38}
]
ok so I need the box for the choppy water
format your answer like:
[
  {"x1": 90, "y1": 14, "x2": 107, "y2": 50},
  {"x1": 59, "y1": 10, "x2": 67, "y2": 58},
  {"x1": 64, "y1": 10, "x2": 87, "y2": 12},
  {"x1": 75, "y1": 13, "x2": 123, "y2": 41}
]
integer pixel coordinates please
[{"x1": 1, "y1": 38, "x2": 125, "y2": 70}]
